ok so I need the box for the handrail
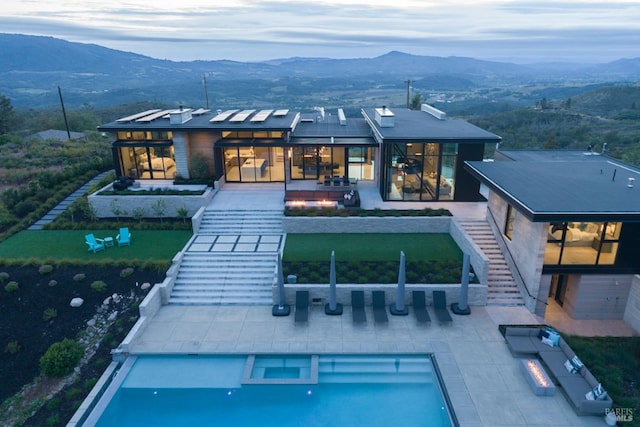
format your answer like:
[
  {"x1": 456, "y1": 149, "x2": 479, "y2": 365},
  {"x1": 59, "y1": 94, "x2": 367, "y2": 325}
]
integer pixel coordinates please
[{"x1": 486, "y1": 208, "x2": 547, "y2": 306}]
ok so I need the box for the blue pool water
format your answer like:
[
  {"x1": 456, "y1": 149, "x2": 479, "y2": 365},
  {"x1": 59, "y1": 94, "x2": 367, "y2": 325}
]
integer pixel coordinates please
[{"x1": 90, "y1": 354, "x2": 455, "y2": 427}]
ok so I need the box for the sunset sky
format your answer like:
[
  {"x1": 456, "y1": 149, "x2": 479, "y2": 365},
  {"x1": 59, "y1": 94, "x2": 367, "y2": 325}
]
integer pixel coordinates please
[{"x1": 2, "y1": 0, "x2": 639, "y2": 62}]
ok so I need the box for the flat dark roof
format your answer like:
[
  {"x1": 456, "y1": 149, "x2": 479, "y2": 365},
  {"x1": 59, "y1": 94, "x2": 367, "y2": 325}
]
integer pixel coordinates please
[
  {"x1": 361, "y1": 107, "x2": 501, "y2": 142},
  {"x1": 292, "y1": 113, "x2": 371, "y2": 138},
  {"x1": 466, "y1": 150, "x2": 640, "y2": 221}
]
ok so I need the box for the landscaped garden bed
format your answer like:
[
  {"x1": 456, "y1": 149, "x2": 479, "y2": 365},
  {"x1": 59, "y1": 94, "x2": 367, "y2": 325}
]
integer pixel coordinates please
[
  {"x1": 282, "y1": 233, "x2": 471, "y2": 284},
  {"x1": 284, "y1": 260, "x2": 467, "y2": 284},
  {"x1": 0, "y1": 264, "x2": 166, "y2": 427}
]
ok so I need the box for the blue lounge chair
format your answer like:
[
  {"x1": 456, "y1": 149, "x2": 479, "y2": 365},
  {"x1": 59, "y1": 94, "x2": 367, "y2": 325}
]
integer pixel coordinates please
[
  {"x1": 412, "y1": 291, "x2": 431, "y2": 323},
  {"x1": 372, "y1": 291, "x2": 389, "y2": 323},
  {"x1": 351, "y1": 290, "x2": 366, "y2": 324},
  {"x1": 433, "y1": 290, "x2": 453, "y2": 324},
  {"x1": 295, "y1": 290, "x2": 309, "y2": 323},
  {"x1": 116, "y1": 227, "x2": 131, "y2": 246},
  {"x1": 85, "y1": 234, "x2": 105, "y2": 253}
]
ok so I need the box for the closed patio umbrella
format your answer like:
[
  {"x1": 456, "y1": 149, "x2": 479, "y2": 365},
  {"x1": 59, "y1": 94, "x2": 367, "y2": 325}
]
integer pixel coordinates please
[
  {"x1": 391, "y1": 251, "x2": 409, "y2": 315},
  {"x1": 272, "y1": 252, "x2": 290, "y2": 316},
  {"x1": 325, "y1": 250, "x2": 343, "y2": 315},
  {"x1": 451, "y1": 252, "x2": 471, "y2": 315}
]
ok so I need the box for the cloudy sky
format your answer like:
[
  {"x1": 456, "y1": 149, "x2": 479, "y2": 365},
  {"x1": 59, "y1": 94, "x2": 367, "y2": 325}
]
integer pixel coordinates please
[{"x1": 2, "y1": 0, "x2": 639, "y2": 63}]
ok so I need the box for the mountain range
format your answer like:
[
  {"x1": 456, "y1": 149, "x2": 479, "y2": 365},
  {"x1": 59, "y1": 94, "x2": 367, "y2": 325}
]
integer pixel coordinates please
[{"x1": 1, "y1": 33, "x2": 639, "y2": 110}]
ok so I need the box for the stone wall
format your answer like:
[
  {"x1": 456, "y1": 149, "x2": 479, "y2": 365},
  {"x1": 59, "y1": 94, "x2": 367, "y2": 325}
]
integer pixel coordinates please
[
  {"x1": 283, "y1": 216, "x2": 451, "y2": 234},
  {"x1": 449, "y1": 219, "x2": 490, "y2": 288},
  {"x1": 487, "y1": 192, "x2": 546, "y2": 311},
  {"x1": 563, "y1": 274, "x2": 632, "y2": 320},
  {"x1": 88, "y1": 185, "x2": 215, "y2": 218}
]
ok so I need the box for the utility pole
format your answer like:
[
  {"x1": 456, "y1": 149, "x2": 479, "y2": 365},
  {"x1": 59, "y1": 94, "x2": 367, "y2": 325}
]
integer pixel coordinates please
[
  {"x1": 58, "y1": 86, "x2": 71, "y2": 140},
  {"x1": 405, "y1": 79, "x2": 411, "y2": 109},
  {"x1": 202, "y1": 75, "x2": 210, "y2": 109}
]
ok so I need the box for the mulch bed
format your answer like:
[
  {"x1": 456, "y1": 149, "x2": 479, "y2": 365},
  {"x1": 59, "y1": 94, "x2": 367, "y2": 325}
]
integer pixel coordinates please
[{"x1": 0, "y1": 264, "x2": 164, "y2": 425}]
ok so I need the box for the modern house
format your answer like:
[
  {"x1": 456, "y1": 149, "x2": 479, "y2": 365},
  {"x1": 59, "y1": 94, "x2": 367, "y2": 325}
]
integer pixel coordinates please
[
  {"x1": 465, "y1": 149, "x2": 640, "y2": 328},
  {"x1": 98, "y1": 106, "x2": 640, "y2": 331},
  {"x1": 98, "y1": 105, "x2": 500, "y2": 202}
]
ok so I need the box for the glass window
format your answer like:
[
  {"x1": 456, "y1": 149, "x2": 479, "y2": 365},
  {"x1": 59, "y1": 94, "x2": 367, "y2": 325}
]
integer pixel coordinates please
[
  {"x1": 544, "y1": 221, "x2": 621, "y2": 266},
  {"x1": 119, "y1": 145, "x2": 175, "y2": 179},
  {"x1": 505, "y1": 205, "x2": 516, "y2": 240},
  {"x1": 440, "y1": 144, "x2": 457, "y2": 200}
]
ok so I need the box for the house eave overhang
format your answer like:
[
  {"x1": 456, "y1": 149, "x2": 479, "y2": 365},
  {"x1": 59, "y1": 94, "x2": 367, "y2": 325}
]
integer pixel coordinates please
[{"x1": 464, "y1": 161, "x2": 640, "y2": 223}]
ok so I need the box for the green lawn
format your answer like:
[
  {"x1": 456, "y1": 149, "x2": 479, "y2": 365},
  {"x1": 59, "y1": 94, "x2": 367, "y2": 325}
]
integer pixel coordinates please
[
  {"x1": 0, "y1": 230, "x2": 192, "y2": 262},
  {"x1": 283, "y1": 233, "x2": 462, "y2": 262}
]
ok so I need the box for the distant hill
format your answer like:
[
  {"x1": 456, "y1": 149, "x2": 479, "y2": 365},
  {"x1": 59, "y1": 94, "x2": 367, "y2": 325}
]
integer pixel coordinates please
[{"x1": 1, "y1": 33, "x2": 639, "y2": 109}]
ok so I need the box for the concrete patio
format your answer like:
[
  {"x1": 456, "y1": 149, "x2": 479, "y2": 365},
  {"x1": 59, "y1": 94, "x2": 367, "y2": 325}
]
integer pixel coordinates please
[
  {"x1": 123, "y1": 183, "x2": 628, "y2": 426},
  {"x1": 128, "y1": 303, "x2": 611, "y2": 426}
]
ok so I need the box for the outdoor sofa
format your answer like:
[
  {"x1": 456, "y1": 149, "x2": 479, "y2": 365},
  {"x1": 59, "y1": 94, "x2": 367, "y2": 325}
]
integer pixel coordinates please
[{"x1": 504, "y1": 327, "x2": 613, "y2": 416}]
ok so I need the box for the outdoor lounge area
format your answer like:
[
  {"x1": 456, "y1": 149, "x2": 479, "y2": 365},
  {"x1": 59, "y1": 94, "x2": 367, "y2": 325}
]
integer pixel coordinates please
[
  {"x1": 504, "y1": 327, "x2": 613, "y2": 416},
  {"x1": 85, "y1": 228, "x2": 131, "y2": 252}
]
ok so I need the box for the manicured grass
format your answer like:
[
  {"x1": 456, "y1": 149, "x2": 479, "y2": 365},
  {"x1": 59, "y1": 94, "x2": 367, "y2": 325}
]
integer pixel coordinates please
[
  {"x1": 563, "y1": 335, "x2": 640, "y2": 418},
  {"x1": 0, "y1": 230, "x2": 192, "y2": 262},
  {"x1": 283, "y1": 233, "x2": 462, "y2": 262}
]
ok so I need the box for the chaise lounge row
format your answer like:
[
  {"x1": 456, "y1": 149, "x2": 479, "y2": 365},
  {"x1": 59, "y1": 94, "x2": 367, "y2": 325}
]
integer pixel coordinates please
[
  {"x1": 292, "y1": 290, "x2": 453, "y2": 325},
  {"x1": 504, "y1": 327, "x2": 613, "y2": 416}
]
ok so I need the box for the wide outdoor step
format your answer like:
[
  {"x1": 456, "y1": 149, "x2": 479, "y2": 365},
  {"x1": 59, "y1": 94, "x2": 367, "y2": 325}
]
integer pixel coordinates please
[
  {"x1": 318, "y1": 357, "x2": 431, "y2": 373},
  {"x1": 169, "y1": 209, "x2": 283, "y2": 305},
  {"x1": 318, "y1": 372, "x2": 434, "y2": 384},
  {"x1": 318, "y1": 359, "x2": 433, "y2": 383},
  {"x1": 169, "y1": 297, "x2": 272, "y2": 306},
  {"x1": 199, "y1": 211, "x2": 283, "y2": 233}
]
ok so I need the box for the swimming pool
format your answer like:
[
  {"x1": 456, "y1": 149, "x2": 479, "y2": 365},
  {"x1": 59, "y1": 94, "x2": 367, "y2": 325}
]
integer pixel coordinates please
[{"x1": 86, "y1": 354, "x2": 456, "y2": 427}]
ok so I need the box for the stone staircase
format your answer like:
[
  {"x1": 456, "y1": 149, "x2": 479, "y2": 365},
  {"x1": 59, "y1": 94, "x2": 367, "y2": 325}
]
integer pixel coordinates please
[
  {"x1": 457, "y1": 219, "x2": 525, "y2": 307},
  {"x1": 199, "y1": 209, "x2": 283, "y2": 235},
  {"x1": 168, "y1": 209, "x2": 283, "y2": 305}
]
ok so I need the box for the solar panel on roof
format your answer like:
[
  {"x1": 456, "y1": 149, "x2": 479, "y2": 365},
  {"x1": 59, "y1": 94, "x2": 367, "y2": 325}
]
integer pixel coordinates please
[
  {"x1": 210, "y1": 110, "x2": 239, "y2": 122},
  {"x1": 273, "y1": 109, "x2": 289, "y2": 117},
  {"x1": 116, "y1": 109, "x2": 161, "y2": 122},
  {"x1": 136, "y1": 110, "x2": 175, "y2": 122},
  {"x1": 229, "y1": 110, "x2": 256, "y2": 122},
  {"x1": 192, "y1": 108, "x2": 211, "y2": 116},
  {"x1": 250, "y1": 110, "x2": 273, "y2": 122}
]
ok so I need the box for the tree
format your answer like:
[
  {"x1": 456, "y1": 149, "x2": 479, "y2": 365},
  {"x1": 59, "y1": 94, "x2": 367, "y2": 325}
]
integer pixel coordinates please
[
  {"x1": 409, "y1": 93, "x2": 424, "y2": 110},
  {"x1": 0, "y1": 94, "x2": 16, "y2": 134}
]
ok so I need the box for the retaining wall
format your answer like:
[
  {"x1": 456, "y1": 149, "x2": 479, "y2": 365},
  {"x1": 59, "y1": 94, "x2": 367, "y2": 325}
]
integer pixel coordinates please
[{"x1": 88, "y1": 184, "x2": 215, "y2": 218}]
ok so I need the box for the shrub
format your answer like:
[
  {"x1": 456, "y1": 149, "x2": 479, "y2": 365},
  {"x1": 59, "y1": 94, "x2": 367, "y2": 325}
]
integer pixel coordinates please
[
  {"x1": 4, "y1": 281, "x2": 19, "y2": 292},
  {"x1": 43, "y1": 308, "x2": 58, "y2": 321},
  {"x1": 120, "y1": 267, "x2": 134, "y2": 278},
  {"x1": 39, "y1": 338, "x2": 84, "y2": 377},
  {"x1": 90, "y1": 280, "x2": 108, "y2": 292},
  {"x1": 4, "y1": 340, "x2": 20, "y2": 354},
  {"x1": 73, "y1": 273, "x2": 86, "y2": 282},
  {"x1": 39, "y1": 264, "x2": 54, "y2": 274},
  {"x1": 46, "y1": 397, "x2": 61, "y2": 411},
  {"x1": 45, "y1": 414, "x2": 61, "y2": 427},
  {"x1": 188, "y1": 152, "x2": 210, "y2": 180},
  {"x1": 13, "y1": 199, "x2": 38, "y2": 218},
  {"x1": 132, "y1": 206, "x2": 146, "y2": 222},
  {"x1": 0, "y1": 271, "x2": 9, "y2": 282},
  {"x1": 65, "y1": 387, "x2": 83, "y2": 400}
]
